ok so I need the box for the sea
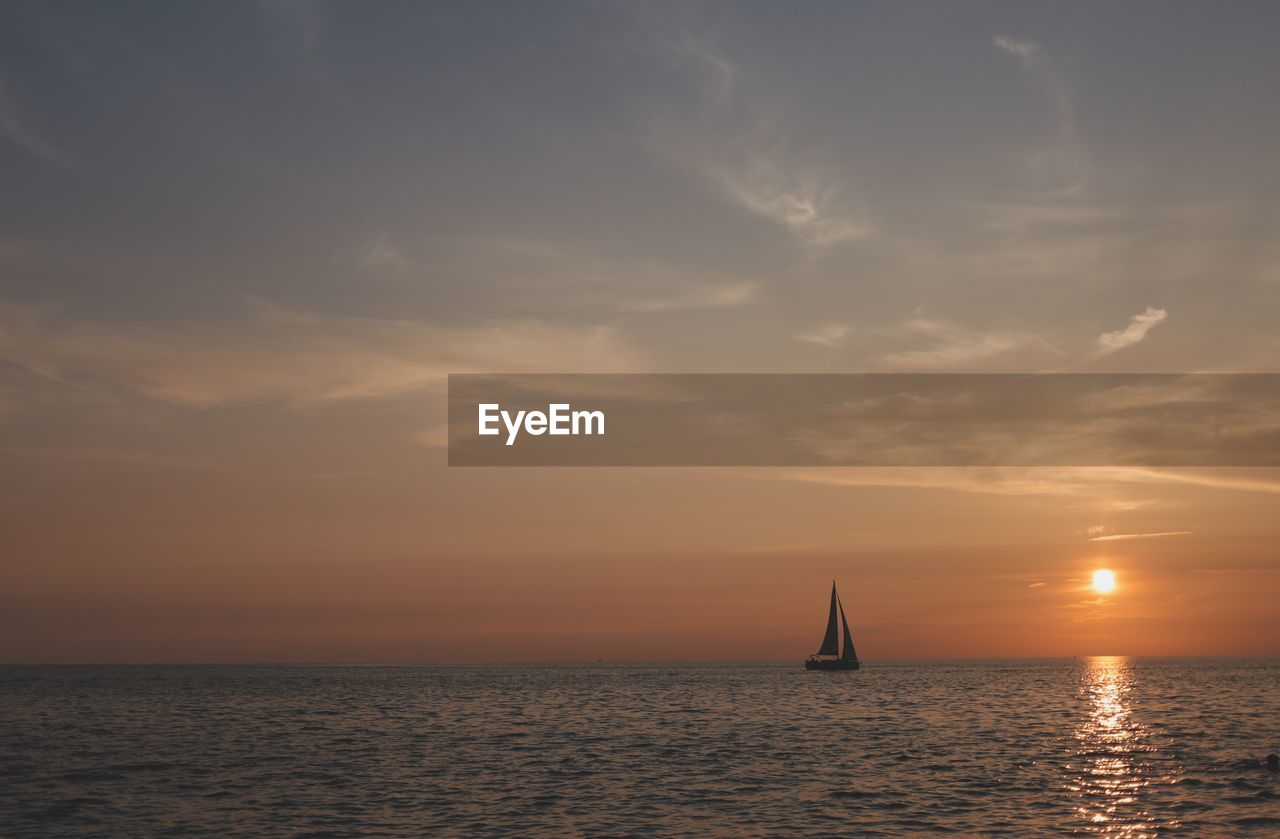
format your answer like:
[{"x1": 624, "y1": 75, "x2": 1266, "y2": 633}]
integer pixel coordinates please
[{"x1": 2, "y1": 658, "x2": 1278, "y2": 836}]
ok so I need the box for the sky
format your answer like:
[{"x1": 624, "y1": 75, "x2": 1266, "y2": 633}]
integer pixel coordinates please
[{"x1": 2, "y1": 1, "x2": 1279, "y2": 662}]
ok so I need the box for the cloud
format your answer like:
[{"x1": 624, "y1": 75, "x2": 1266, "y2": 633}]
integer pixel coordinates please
[
  {"x1": 715, "y1": 163, "x2": 873, "y2": 246},
  {"x1": 655, "y1": 27, "x2": 736, "y2": 107},
  {"x1": 993, "y1": 35, "x2": 1085, "y2": 191},
  {"x1": 1095, "y1": 307, "x2": 1168, "y2": 355},
  {"x1": 774, "y1": 467, "x2": 1107, "y2": 498},
  {"x1": 993, "y1": 36, "x2": 1044, "y2": 66},
  {"x1": 1089, "y1": 531, "x2": 1192, "y2": 542},
  {"x1": 619, "y1": 281, "x2": 760, "y2": 313},
  {"x1": 645, "y1": 33, "x2": 870, "y2": 248},
  {"x1": 795, "y1": 323, "x2": 848, "y2": 349},
  {"x1": 0, "y1": 75, "x2": 71, "y2": 166},
  {"x1": 974, "y1": 201, "x2": 1125, "y2": 233},
  {"x1": 413, "y1": 423, "x2": 449, "y2": 449},
  {"x1": 766, "y1": 466, "x2": 1280, "y2": 500},
  {"x1": 358, "y1": 232, "x2": 410, "y2": 271},
  {"x1": 879, "y1": 316, "x2": 1057, "y2": 370},
  {"x1": 0, "y1": 299, "x2": 646, "y2": 407},
  {"x1": 1131, "y1": 468, "x2": 1280, "y2": 496},
  {"x1": 476, "y1": 237, "x2": 762, "y2": 316}
]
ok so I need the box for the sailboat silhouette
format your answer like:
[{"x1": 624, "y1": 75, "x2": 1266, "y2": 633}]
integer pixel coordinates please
[{"x1": 804, "y1": 581, "x2": 861, "y2": 670}]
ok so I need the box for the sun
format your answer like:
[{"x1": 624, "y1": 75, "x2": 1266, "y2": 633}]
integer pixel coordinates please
[{"x1": 1092, "y1": 569, "x2": 1117, "y2": 594}]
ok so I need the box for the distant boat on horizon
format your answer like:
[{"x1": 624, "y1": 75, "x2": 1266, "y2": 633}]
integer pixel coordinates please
[{"x1": 805, "y1": 581, "x2": 861, "y2": 671}]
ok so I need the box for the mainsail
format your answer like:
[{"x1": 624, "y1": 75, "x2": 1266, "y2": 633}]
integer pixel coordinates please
[
  {"x1": 806, "y1": 580, "x2": 861, "y2": 670},
  {"x1": 817, "y1": 582, "x2": 840, "y2": 656},
  {"x1": 838, "y1": 596, "x2": 858, "y2": 662}
]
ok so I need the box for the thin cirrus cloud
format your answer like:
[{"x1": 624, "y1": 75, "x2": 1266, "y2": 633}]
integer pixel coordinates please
[
  {"x1": 0, "y1": 299, "x2": 646, "y2": 407},
  {"x1": 1095, "y1": 307, "x2": 1168, "y2": 356},
  {"x1": 474, "y1": 237, "x2": 763, "y2": 316},
  {"x1": 769, "y1": 466, "x2": 1280, "y2": 500},
  {"x1": 795, "y1": 323, "x2": 849, "y2": 349},
  {"x1": 879, "y1": 316, "x2": 1057, "y2": 370},
  {"x1": 1089, "y1": 531, "x2": 1192, "y2": 542},
  {"x1": 357, "y1": 232, "x2": 410, "y2": 271},
  {"x1": 645, "y1": 31, "x2": 870, "y2": 248},
  {"x1": 794, "y1": 304, "x2": 1179, "y2": 369},
  {"x1": 993, "y1": 35, "x2": 1085, "y2": 191},
  {"x1": 618, "y1": 281, "x2": 760, "y2": 313},
  {"x1": 472, "y1": 237, "x2": 762, "y2": 315},
  {"x1": 791, "y1": 314, "x2": 1063, "y2": 368},
  {"x1": 715, "y1": 165, "x2": 872, "y2": 247}
]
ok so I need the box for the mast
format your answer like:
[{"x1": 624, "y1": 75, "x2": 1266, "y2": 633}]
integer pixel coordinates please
[
  {"x1": 838, "y1": 594, "x2": 858, "y2": 662},
  {"x1": 817, "y1": 581, "x2": 840, "y2": 656}
]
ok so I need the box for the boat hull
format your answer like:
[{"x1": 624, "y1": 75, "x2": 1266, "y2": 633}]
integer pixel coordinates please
[{"x1": 804, "y1": 659, "x2": 861, "y2": 671}]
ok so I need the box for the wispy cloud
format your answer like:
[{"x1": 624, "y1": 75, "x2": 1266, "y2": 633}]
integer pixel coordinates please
[
  {"x1": 0, "y1": 299, "x2": 646, "y2": 407},
  {"x1": 795, "y1": 323, "x2": 848, "y2": 349},
  {"x1": 774, "y1": 467, "x2": 1108, "y2": 499},
  {"x1": 357, "y1": 232, "x2": 410, "y2": 271},
  {"x1": 1095, "y1": 307, "x2": 1168, "y2": 356},
  {"x1": 0, "y1": 75, "x2": 71, "y2": 166},
  {"x1": 879, "y1": 316, "x2": 1057, "y2": 370},
  {"x1": 619, "y1": 281, "x2": 760, "y2": 313},
  {"x1": 715, "y1": 162, "x2": 872, "y2": 246},
  {"x1": 655, "y1": 28, "x2": 736, "y2": 108},
  {"x1": 646, "y1": 32, "x2": 870, "y2": 248},
  {"x1": 413, "y1": 423, "x2": 449, "y2": 450},
  {"x1": 974, "y1": 201, "x2": 1125, "y2": 233},
  {"x1": 993, "y1": 36, "x2": 1045, "y2": 66},
  {"x1": 1134, "y1": 469, "x2": 1280, "y2": 496},
  {"x1": 993, "y1": 35, "x2": 1085, "y2": 192},
  {"x1": 476, "y1": 237, "x2": 761, "y2": 316},
  {"x1": 1089, "y1": 530, "x2": 1192, "y2": 542},
  {"x1": 767, "y1": 466, "x2": 1280, "y2": 500}
]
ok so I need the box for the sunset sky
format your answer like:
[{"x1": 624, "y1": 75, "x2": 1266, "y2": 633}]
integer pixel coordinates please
[{"x1": 3, "y1": 2, "x2": 1279, "y2": 662}]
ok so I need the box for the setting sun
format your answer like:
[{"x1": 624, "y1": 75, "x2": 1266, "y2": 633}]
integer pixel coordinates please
[{"x1": 1092, "y1": 569, "x2": 1117, "y2": 594}]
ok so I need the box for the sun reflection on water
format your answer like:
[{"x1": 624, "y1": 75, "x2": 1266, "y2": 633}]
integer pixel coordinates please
[{"x1": 1067, "y1": 657, "x2": 1181, "y2": 836}]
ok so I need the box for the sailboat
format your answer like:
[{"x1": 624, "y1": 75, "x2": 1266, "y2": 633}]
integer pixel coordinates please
[{"x1": 804, "y1": 581, "x2": 861, "y2": 670}]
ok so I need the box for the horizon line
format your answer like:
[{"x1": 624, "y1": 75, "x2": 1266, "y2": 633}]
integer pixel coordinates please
[{"x1": 5, "y1": 653, "x2": 1279, "y2": 668}]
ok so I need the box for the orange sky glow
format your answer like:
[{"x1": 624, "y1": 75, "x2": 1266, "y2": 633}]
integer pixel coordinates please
[{"x1": 2, "y1": 4, "x2": 1279, "y2": 663}]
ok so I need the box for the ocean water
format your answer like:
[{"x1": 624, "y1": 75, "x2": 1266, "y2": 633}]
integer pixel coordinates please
[{"x1": 2, "y1": 658, "x2": 1278, "y2": 836}]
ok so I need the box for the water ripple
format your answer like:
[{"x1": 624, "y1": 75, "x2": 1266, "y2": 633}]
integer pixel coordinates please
[{"x1": 1, "y1": 659, "x2": 1277, "y2": 836}]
